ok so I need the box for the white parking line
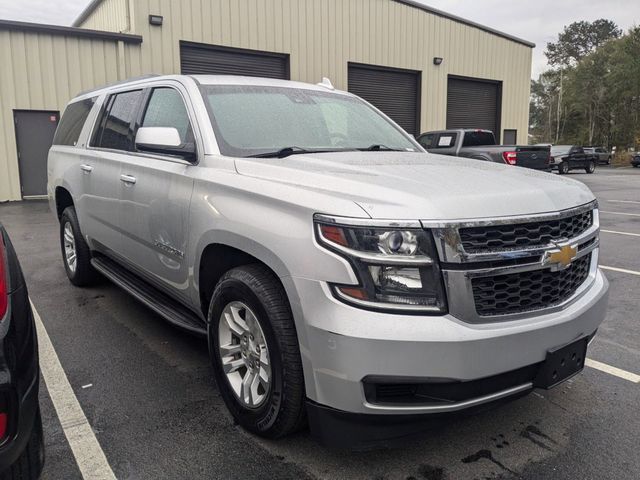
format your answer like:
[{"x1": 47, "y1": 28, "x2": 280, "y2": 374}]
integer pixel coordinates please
[
  {"x1": 586, "y1": 359, "x2": 640, "y2": 383},
  {"x1": 601, "y1": 229, "x2": 640, "y2": 238},
  {"x1": 600, "y1": 211, "x2": 640, "y2": 217},
  {"x1": 31, "y1": 301, "x2": 117, "y2": 480},
  {"x1": 606, "y1": 199, "x2": 640, "y2": 205},
  {"x1": 600, "y1": 265, "x2": 640, "y2": 277}
]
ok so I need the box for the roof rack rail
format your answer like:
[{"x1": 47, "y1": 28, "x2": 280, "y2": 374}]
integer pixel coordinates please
[{"x1": 77, "y1": 74, "x2": 162, "y2": 96}]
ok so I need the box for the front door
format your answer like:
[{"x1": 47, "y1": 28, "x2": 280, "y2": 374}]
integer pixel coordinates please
[
  {"x1": 14, "y1": 110, "x2": 59, "y2": 198},
  {"x1": 119, "y1": 86, "x2": 195, "y2": 303}
]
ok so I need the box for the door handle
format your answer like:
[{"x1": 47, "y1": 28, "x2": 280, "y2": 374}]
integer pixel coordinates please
[
  {"x1": 80, "y1": 164, "x2": 93, "y2": 173},
  {"x1": 120, "y1": 174, "x2": 137, "y2": 185}
]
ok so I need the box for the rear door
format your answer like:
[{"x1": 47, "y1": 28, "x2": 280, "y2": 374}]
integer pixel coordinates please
[
  {"x1": 118, "y1": 84, "x2": 197, "y2": 302},
  {"x1": 85, "y1": 89, "x2": 145, "y2": 255}
]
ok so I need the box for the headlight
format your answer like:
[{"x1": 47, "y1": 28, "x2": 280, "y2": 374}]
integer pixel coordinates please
[{"x1": 314, "y1": 216, "x2": 447, "y2": 314}]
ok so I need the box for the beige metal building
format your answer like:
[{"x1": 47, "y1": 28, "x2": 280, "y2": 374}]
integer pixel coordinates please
[{"x1": 0, "y1": 0, "x2": 534, "y2": 202}]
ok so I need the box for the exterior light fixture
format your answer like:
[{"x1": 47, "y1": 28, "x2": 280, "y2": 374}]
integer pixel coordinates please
[
  {"x1": 149, "y1": 15, "x2": 163, "y2": 26},
  {"x1": 433, "y1": 57, "x2": 443, "y2": 66}
]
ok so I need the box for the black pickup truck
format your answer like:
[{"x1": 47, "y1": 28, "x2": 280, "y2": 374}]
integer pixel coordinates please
[{"x1": 417, "y1": 129, "x2": 551, "y2": 170}]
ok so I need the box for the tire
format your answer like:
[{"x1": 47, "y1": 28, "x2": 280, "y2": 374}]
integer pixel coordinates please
[
  {"x1": 558, "y1": 161, "x2": 570, "y2": 175},
  {"x1": 0, "y1": 409, "x2": 45, "y2": 480},
  {"x1": 585, "y1": 161, "x2": 596, "y2": 174},
  {"x1": 207, "y1": 264, "x2": 306, "y2": 439},
  {"x1": 59, "y1": 207, "x2": 99, "y2": 287}
]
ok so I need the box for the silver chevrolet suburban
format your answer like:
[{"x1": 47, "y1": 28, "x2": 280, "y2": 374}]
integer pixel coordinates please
[{"x1": 48, "y1": 75, "x2": 609, "y2": 447}]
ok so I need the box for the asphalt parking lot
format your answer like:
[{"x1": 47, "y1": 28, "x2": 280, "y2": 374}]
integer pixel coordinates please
[{"x1": 0, "y1": 166, "x2": 638, "y2": 480}]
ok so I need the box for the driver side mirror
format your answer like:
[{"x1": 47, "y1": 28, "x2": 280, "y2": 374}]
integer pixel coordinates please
[{"x1": 135, "y1": 127, "x2": 196, "y2": 161}]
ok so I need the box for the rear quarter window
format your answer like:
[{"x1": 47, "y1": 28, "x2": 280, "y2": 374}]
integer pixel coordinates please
[
  {"x1": 462, "y1": 131, "x2": 496, "y2": 147},
  {"x1": 53, "y1": 97, "x2": 97, "y2": 146}
]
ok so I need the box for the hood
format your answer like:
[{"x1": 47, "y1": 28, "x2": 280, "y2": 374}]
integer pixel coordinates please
[{"x1": 234, "y1": 152, "x2": 595, "y2": 220}]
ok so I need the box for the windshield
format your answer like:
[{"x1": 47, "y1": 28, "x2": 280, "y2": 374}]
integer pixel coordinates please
[
  {"x1": 551, "y1": 145, "x2": 572, "y2": 155},
  {"x1": 201, "y1": 85, "x2": 418, "y2": 157}
]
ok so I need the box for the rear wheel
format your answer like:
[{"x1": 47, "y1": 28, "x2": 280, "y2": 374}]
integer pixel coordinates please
[
  {"x1": 0, "y1": 408, "x2": 44, "y2": 480},
  {"x1": 60, "y1": 207, "x2": 99, "y2": 286},
  {"x1": 585, "y1": 161, "x2": 596, "y2": 174},
  {"x1": 207, "y1": 265, "x2": 306, "y2": 438}
]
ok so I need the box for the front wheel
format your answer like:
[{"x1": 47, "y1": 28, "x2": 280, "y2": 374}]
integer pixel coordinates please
[
  {"x1": 558, "y1": 161, "x2": 570, "y2": 174},
  {"x1": 208, "y1": 265, "x2": 306, "y2": 438},
  {"x1": 585, "y1": 161, "x2": 596, "y2": 174}
]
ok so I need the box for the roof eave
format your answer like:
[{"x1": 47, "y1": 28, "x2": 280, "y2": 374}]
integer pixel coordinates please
[
  {"x1": 393, "y1": 0, "x2": 536, "y2": 48},
  {"x1": 0, "y1": 19, "x2": 142, "y2": 43},
  {"x1": 72, "y1": 0, "x2": 104, "y2": 27}
]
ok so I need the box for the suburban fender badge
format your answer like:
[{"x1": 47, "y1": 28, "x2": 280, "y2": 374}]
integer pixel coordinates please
[{"x1": 542, "y1": 243, "x2": 578, "y2": 271}]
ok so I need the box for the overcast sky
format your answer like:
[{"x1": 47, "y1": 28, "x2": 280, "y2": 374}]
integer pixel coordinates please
[{"x1": 0, "y1": 0, "x2": 638, "y2": 78}]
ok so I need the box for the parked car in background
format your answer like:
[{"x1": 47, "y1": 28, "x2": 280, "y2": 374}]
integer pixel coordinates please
[
  {"x1": 0, "y1": 224, "x2": 44, "y2": 479},
  {"x1": 417, "y1": 129, "x2": 551, "y2": 170},
  {"x1": 631, "y1": 153, "x2": 640, "y2": 168},
  {"x1": 49, "y1": 75, "x2": 608, "y2": 448},
  {"x1": 550, "y1": 145, "x2": 597, "y2": 174},
  {"x1": 584, "y1": 147, "x2": 611, "y2": 165}
]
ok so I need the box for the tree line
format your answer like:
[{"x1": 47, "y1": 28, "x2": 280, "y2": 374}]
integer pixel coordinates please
[{"x1": 529, "y1": 20, "x2": 640, "y2": 150}]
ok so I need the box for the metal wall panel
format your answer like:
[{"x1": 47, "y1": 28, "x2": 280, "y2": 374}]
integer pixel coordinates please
[
  {"x1": 0, "y1": 30, "x2": 130, "y2": 201},
  {"x1": 76, "y1": 0, "x2": 131, "y2": 33}
]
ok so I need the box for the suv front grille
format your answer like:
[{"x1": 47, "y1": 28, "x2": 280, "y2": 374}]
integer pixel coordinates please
[
  {"x1": 472, "y1": 254, "x2": 592, "y2": 316},
  {"x1": 459, "y1": 210, "x2": 593, "y2": 253}
]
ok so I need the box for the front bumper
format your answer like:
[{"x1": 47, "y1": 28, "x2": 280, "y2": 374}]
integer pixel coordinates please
[{"x1": 284, "y1": 267, "x2": 608, "y2": 417}]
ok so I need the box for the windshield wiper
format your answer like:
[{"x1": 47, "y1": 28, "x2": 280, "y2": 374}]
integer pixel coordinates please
[
  {"x1": 249, "y1": 146, "x2": 312, "y2": 158},
  {"x1": 358, "y1": 144, "x2": 405, "y2": 152}
]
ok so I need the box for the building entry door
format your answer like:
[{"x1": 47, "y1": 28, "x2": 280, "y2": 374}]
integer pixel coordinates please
[{"x1": 13, "y1": 110, "x2": 59, "y2": 198}]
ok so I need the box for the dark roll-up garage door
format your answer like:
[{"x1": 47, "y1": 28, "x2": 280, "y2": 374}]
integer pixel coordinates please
[
  {"x1": 447, "y1": 77, "x2": 501, "y2": 139},
  {"x1": 348, "y1": 63, "x2": 421, "y2": 135},
  {"x1": 180, "y1": 41, "x2": 289, "y2": 79}
]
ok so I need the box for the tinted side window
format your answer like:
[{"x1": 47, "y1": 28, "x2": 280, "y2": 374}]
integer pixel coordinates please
[
  {"x1": 94, "y1": 90, "x2": 143, "y2": 151},
  {"x1": 53, "y1": 97, "x2": 97, "y2": 146},
  {"x1": 141, "y1": 88, "x2": 193, "y2": 143},
  {"x1": 417, "y1": 133, "x2": 436, "y2": 149}
]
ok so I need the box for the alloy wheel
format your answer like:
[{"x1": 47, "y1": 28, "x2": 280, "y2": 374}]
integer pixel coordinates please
[
  {"x1": 63, "y1": 222, "x2": 77, "y2": 273},
  {"x1": 218, "y1": 301, "x2": 272, "y2": 409}
]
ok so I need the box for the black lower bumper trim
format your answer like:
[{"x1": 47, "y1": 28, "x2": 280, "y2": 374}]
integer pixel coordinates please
[{"x1": 306, "y1": 390, "x2": 532, "y2": 450}]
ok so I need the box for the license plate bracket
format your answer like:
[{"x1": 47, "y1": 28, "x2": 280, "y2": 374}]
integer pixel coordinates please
[{"x1": 533, "y1": 337, "x2": 588, "y2": 389}]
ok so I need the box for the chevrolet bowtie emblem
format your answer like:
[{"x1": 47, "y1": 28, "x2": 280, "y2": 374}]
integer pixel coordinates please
[{"x1": 543, "y1": 244, "x2": 578, "y2": 271}]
